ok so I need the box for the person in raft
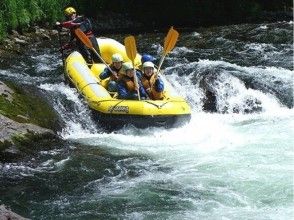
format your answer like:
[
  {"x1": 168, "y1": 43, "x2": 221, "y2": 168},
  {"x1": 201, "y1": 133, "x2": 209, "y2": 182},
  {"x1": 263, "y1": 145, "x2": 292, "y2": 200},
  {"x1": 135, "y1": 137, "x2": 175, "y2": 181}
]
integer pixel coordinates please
[
  {"x1": 139, "y1": 54, "x2": 156, "y2": 71},
  {"x1": 99, "y1": 53, "x2": 124, "y2": 92},
  {"x1": 141, "y1": 61, "x2": 164, "y2": 100},
  {"x1": 56, "y1": 6, "x2": 99, "y2": 64},
  {"x1": 117, "y1": 62, "x2": 148, "y2": 100}
]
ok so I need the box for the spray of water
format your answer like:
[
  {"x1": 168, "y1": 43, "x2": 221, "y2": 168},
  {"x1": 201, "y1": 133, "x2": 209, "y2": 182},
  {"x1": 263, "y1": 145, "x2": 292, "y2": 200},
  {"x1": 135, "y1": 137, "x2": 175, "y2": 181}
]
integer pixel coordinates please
[{"x1": 39, "y1": 82, "x2": 99, "y2": 138}]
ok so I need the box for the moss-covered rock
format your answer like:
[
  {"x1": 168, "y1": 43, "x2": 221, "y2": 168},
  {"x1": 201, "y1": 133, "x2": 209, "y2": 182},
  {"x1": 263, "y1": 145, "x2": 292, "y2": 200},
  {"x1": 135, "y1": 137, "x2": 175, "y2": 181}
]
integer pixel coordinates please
[
  {"x1": 0, "y1": 81, "x2": 60, "y2": 154},
  {"x1": 0, "y1": 81, "x2": 59, "y2": 130}
]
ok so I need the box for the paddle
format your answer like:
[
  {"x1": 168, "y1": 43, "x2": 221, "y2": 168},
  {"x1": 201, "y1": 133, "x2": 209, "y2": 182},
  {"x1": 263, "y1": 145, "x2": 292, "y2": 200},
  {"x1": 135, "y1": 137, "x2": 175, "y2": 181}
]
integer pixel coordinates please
[
  {"x1": 124, "y1": 36, "x2": 140, "y2": 100},
  {"x1": 156, "y1": 27, "x2": 179, "y2": 75},
  {"x1": 74, "y1": 28, "x2": 114, "y2": 74}
]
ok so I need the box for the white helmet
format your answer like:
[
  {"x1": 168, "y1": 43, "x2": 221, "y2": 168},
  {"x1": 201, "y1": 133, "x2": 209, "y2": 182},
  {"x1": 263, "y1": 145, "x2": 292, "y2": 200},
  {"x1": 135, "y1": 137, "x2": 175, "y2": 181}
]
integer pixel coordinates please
[
  {"x1": 112, "y1": 53, "x2": 123, "y2": 62},
  {"x1": 143, "y1": 61, "x2": 154, "y2": 68},
  {"x1": 123, "y1": 62, "x2": 133, "y2": 71}
]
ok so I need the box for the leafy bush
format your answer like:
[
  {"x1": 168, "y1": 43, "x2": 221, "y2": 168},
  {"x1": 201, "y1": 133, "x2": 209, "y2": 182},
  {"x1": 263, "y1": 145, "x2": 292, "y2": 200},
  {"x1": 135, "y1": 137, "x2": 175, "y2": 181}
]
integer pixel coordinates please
[{"x1": 0, "y1": 0, "x2": 69, "y2": 41}]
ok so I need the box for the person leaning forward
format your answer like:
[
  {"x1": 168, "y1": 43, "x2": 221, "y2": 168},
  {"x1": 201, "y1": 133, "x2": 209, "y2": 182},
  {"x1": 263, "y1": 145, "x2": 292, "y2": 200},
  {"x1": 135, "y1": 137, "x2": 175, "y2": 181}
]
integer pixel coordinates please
[
  {"x1": 99, "y1": 53, "x2": 124, "y2": 92},
  {"x1": 56, "y1": 6, "x2": 100, "y2": 64},
  {"x1": 141, "y1": 61, "x2": 164, "y2": 100},
  {"x1": 117, "y1": 62, "x2": 148, "y2": 100}
]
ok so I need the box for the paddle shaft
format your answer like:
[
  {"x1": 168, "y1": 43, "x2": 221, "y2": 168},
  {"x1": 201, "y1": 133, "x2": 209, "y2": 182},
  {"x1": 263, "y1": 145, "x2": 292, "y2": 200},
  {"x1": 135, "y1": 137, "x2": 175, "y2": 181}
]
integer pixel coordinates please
[
  {"x1": 156, "y1": 55, "x2": 166, "y2": 76},
  {"x1": 89, "y1": 47, "x2": 115, "y2": 74},
  {"x1": 124, "y1": 36, "x2": 140, "y2": 100},
  {"x1": 74, "y1": 28, "x2": 115, "y2": 74},
  {"x1": 132, "y1": 63, "x2": 140, "y2": 100}
]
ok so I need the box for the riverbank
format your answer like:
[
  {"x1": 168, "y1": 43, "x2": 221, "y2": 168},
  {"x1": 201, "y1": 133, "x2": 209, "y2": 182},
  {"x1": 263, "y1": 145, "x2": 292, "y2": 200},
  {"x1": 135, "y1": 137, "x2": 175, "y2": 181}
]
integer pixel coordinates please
[
  {"x1": 0, "y1": 27, "x2": 58, "y2": 61},
  {"x1": 0, "y1": 204, "x2": 29, "y2": 220},
  {"x1": 0, "y1": 7, "x2": 292, "y2": 58}
]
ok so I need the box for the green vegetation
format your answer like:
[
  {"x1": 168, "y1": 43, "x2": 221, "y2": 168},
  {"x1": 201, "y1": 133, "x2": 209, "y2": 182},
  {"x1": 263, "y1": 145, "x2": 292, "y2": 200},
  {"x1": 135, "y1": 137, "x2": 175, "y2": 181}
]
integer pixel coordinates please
[
  {"x1": 0, "y1": 0, "x2": 292, "y2": 42},
  {"x1": 0, "y1": 0, "x2": 69, "y2": 41}
]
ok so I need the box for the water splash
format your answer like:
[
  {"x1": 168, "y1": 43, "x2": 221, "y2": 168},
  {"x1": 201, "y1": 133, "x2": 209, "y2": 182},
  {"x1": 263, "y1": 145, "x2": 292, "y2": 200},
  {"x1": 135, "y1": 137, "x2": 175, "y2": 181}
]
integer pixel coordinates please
[{"x1": 39, "y1": 83, "x2": 99, "y2": 138}]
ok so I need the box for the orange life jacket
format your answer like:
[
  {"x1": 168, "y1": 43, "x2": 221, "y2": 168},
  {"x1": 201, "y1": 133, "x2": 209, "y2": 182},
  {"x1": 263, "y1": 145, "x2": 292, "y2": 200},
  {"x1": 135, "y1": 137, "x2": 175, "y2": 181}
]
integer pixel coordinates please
[
  {"x1": 109, "y1": 64, "x2": 123, "y2": 81},
  {"x1": 142, "y1": 74, "x2": 164, "y2": 100},
  {"x1": 122, "y1": 77, "x2": 136, "y2": 91}
]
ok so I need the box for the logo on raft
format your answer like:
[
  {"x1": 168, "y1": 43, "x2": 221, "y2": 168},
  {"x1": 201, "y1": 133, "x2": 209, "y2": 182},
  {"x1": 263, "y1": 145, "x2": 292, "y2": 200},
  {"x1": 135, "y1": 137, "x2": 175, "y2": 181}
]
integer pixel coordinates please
[{"x1": 108, "y1": 105, "x2": 129, "y2": 113}]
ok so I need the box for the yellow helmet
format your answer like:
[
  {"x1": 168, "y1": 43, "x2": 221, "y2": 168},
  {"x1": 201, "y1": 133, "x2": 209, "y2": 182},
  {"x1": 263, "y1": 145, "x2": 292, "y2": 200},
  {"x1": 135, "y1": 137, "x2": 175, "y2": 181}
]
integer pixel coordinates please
[{"x1": 64, "y1": 7, "x2": 76, "y2": 16}]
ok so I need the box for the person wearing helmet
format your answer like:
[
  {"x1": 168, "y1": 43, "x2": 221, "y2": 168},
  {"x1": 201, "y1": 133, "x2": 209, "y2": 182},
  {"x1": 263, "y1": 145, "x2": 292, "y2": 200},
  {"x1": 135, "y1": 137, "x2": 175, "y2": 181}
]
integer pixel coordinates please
[
  {"x1": 139, "y1": 54, "x2": 156, "y2": 71},
  {"x1": 141, "y1": 61, "x2": 164, "y2": 100},
  {"x1": 141, "y1": 54, "x2": 155, "y2": 63},
  {"x1": 56, "y1": 6, "x2": 99, "y2": 65},
  {"x1": 99, "y1": 53, "x2": 124, "y2": 92},
  {"x1": 117, "y1": 62, "x2": 148, "y2": 100}
]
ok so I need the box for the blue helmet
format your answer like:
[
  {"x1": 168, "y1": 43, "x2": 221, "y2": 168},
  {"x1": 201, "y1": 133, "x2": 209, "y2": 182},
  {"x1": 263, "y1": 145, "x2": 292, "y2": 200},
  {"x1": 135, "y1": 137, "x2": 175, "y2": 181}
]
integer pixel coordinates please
[{"x1": 141, "y1": 54, "x2": 155, "y2": 64}]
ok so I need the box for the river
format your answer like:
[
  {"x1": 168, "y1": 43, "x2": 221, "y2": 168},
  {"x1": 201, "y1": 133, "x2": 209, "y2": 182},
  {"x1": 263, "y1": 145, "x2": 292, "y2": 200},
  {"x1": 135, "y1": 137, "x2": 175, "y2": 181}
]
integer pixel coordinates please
[{"x1": 0, "y1": 21, "x2": 293, "y2": 219}]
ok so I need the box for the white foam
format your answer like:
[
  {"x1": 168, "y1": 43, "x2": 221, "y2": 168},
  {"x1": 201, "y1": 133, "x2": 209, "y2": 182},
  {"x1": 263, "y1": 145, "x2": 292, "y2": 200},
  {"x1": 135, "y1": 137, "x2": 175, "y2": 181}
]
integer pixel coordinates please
[
  {"x1": 39, "y1": 82, "x2": 98, "y2": 138},
  {"x1": 258, "y1": 25, "x2": 268, "y2": 30}
]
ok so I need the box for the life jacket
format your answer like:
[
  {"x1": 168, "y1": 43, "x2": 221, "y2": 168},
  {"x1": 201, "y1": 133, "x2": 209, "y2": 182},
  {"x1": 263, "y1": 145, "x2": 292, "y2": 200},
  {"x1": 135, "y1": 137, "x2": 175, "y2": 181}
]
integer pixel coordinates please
[
  {"x1": 109, "y1": 64, "x2": 123, "y2": 81},
  {"x1": 73, "y1": 16, "x2": 93, "y2": 36},
  {"x1": 142, "y1": 74, "x2": 164, "y2": 100},
  {"x1": 122, "y1": 76, "x2": 136, "y2": 92},
  {"x1": 62, "y1": 16, "x2": 93, "y2": 38}
]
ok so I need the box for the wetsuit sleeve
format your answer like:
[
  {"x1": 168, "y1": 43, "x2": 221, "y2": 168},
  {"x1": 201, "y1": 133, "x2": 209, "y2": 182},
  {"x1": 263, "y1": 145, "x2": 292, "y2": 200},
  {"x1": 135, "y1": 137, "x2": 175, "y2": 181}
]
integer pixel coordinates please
[
  {"x1": 137, "y1": 80, "x2": 148, "y2": 99},
  {"x1": 136, "y1": 70, "x2": 143, "y2": 80},
  {"x1": 154, "y1": 77, "x2": 164, "y2": 92},
  {"x1": 117, "y1": 81, "x2": 140, "y2": 100},
  {"x1": 135, "y1": 71, "x2": 148, "y2": 99},
  {"x1": 61, "y1": 21, "x2": 80, "y2": 29},
  {"x1": 99, "y1": 67, "x2": 111, "y2": 80},
  {"x1": 117, "y1": 81, "x2": 129, "y2": 99},
  {"x1": 139, "y1": 85, "x2": 148, "y2": 99}
]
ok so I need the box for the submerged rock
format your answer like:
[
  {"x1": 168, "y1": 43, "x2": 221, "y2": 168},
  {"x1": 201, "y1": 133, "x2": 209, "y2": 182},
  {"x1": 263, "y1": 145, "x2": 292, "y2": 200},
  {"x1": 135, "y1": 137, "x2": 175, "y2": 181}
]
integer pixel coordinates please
[
  {"x1": 0, "y1": 204, "x2": 29, "y2": 220},
  {"x1": 198, "y1": 71, "x2": 263, "y2": 114}
]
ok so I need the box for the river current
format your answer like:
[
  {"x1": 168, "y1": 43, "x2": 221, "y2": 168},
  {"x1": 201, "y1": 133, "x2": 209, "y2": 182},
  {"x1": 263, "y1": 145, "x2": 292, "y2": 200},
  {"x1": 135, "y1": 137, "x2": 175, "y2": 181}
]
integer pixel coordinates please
[{"x1": 0, "y1": 21, "x2": 293, "y2": 219}]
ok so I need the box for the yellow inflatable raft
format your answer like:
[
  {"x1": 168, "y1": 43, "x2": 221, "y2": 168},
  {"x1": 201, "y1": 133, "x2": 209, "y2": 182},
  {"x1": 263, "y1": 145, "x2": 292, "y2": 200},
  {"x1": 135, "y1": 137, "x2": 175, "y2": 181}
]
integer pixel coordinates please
[{"x1": 65, "y1": 38, "x2": 191, "y2": 130}]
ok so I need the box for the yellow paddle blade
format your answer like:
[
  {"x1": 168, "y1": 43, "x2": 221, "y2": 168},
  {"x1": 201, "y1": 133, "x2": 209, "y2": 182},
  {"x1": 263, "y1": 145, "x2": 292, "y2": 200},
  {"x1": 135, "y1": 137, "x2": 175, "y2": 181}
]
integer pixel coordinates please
[
  {"x1": 74, "y1": 28, "x2": 93, "y2": 49},
  {"x1": 124, "y1": 36, "x2": 137, "y2": 61},
  {"x1": 163, "y1": 27, "x2": 179, "y2": 55}
]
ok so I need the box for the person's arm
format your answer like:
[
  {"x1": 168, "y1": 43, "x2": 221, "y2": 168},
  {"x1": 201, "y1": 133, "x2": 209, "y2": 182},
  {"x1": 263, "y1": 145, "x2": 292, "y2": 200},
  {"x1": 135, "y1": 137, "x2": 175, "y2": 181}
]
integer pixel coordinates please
[
  {"x1": 56, "y1": 21, "x2": 80, "y2": 29},
  {"x1": 99, "y1": 67, "x2": 111, "y2": 80},
  {"x1": 137, "y1": 79, "x2": 148, "y2": 99},
  {"x1": 136, "y1": 69, "x2": 143, "y2": 80},
  {"x1": 117, "y1": 82, "x2": 129, "y2": 99},
  {"x1": 139, "y1": 85, "x2": 148, "y2": 99},
  {"x1": 154, "y1": 77, "x2": 164, "y2": 92}
]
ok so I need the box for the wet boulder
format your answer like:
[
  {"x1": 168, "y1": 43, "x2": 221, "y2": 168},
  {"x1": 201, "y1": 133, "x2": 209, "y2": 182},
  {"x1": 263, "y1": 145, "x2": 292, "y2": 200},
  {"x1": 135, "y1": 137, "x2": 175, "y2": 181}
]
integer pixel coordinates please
[
  {"x1": 0, "y1": 114, "x2": 55, "y2": 152},
  {"x1": 198, "y1": 71, "x2": 263, "y2": 114},
  {"x1": 0, "y1": 204, "x2": 29, "y2": 220},
  {"x1": 0, "y1": 81, "x2": 60, "y2": 155}
]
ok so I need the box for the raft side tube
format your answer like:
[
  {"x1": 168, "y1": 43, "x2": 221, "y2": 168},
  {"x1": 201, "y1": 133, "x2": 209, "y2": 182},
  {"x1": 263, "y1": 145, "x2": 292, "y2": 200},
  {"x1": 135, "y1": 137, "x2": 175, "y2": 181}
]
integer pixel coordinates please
[
  {"x1": 97, "y1": 38, "x2": 142, "y2": 67},
  {"x1": 65, "y1": 52, "x2": 111, "y2": 99},
  {"x1": 88, "y1": 98, "x2": 191, "y2": 116}
]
